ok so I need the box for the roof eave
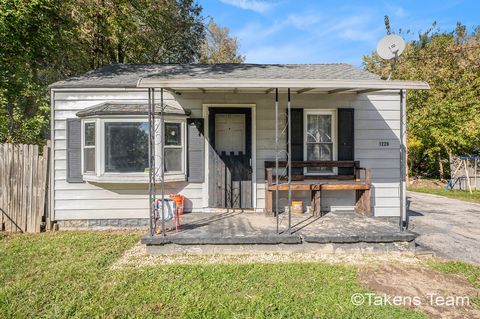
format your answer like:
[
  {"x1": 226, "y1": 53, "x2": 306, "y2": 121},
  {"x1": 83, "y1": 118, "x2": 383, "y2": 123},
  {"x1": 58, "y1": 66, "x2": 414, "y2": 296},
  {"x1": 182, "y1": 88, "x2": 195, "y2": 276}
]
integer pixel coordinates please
[{"x1": 137, "y1": 78, "x2": 430, "y2": 91}]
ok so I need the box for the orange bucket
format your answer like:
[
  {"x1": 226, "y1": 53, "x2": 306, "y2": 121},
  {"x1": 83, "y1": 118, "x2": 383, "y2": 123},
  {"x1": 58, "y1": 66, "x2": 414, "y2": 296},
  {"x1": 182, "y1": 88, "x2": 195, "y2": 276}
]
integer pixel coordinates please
[
  {"x1": 291, "y1": 200, "x2": 303, "y2": 214},
  {"x1": 169, "y1": 194, "x2": 185, "y2": 215}
]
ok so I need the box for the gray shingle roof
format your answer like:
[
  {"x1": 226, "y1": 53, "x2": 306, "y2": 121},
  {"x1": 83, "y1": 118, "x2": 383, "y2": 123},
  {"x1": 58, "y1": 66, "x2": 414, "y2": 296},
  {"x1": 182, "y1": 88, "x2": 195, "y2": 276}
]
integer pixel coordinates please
[
  {"x1": 50, "y1": 63, "x2": 380, "y2": 89},
  {"x1": 76, "y1": 102, "x2": 190, "y2": 117}
]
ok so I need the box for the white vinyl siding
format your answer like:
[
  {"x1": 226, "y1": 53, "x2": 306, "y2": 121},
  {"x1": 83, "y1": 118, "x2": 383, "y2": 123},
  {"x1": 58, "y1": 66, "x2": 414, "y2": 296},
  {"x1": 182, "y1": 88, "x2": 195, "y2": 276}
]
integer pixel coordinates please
[
  {"x1": 52, "y1": 90, "x2": 201, "y2": 221},
  {"x1": 52, "y1": 89, "x2": 402, "y2": 221},
  {"x1": 176, "y1": 91, "x2": 401, "y2": 216}
]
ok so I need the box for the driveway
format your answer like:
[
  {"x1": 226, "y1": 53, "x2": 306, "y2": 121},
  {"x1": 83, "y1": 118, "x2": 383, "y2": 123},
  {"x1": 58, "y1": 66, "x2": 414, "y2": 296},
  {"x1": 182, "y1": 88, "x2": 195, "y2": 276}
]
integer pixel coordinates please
[{"x1": 408, "y1": 191, "x2": 480, "y2": 264}]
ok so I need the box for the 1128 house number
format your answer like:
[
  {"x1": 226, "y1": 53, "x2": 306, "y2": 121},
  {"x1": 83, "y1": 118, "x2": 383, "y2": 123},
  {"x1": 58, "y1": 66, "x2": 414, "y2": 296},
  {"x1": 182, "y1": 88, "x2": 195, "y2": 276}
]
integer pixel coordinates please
[{"x1": 379, "y1": 141, "x2": 390, "y2": 147}]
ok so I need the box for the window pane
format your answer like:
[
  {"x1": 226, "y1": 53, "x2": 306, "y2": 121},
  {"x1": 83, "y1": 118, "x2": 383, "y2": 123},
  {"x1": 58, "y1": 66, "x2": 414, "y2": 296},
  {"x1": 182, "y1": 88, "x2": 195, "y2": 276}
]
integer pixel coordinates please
[
  {"x1": 307, "y1": 114, "x2": 332, "y2": 143},
  {"x1": 307, "y1": 143, "x2": 332, "y2": 161},
  {"x1": 84, "y1": 148, "x2": 95, "y2": 172},
  {"x1": 165, "y1": 123, "x2": 181, "y2": 146},
  {"x1": 164, "y1": 148, "x2": 182, "y2": 172},
  {"x1": 307, "y1": 143, "x2": 333, "y2": 173},
  {"x1": 84, "y1": 122, "x2": 96, "y2": 146},
  {"x1": 105, "y1": 122, "x2": 149, "y2": 172}
]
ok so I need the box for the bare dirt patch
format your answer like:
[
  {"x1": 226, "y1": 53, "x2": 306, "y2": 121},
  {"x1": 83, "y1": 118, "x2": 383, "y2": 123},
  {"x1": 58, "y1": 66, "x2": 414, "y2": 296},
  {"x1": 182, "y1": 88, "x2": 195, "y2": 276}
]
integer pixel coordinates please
[
  {"x1": 111, "y1": 242, "x2": 420, "y2": 269},
  {"x1": 409, "y1": 178, "x2": 445, "y2": 189},
  {"x1": 360, "y1": 264, "x2": 480, "y2": 319}
]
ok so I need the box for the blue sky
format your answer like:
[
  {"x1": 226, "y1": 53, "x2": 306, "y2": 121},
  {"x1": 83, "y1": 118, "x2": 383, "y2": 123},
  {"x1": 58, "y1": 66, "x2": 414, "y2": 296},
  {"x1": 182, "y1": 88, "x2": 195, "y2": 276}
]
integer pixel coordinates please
[{"x1": 198, "y1": 0, "x2": 479, "y2": 66}]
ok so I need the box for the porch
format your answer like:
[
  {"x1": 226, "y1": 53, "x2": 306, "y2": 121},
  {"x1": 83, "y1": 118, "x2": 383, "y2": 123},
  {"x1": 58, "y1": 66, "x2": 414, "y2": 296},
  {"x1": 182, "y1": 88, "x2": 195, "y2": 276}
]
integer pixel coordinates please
[
  {"x1": 141, "y1": 210, "x2": 416, "y2": 249},
  {"x1": 136, "y1": 64, "x2": 429, "y2": 237}
]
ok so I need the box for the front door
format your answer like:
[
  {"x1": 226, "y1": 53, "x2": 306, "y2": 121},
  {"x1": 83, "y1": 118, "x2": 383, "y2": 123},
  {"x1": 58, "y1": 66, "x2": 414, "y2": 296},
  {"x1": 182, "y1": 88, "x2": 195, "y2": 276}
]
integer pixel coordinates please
[
  {"x1": 215, "y1": 114, "x2": 245, "y2": 155},
  {"x1": 208, "y1": 108, "x2": 252, "y2": 208}
]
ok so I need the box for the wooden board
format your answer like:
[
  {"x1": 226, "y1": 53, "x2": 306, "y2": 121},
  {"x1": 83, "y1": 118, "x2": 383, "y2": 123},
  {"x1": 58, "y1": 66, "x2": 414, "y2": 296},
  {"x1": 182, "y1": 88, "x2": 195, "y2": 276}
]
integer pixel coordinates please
[
  {"x1": 0, "y1": 143, "x2": 50, "y2": 233},
  {"x1": 268, "y1": 183, "x2": 369, "y2": 191}
]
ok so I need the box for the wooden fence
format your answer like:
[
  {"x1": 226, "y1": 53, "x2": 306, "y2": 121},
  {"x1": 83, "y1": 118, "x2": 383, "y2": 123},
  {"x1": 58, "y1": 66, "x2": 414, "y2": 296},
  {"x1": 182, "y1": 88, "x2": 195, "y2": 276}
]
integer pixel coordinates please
[{"x1": 0, "y1": 143, "x2": 50, "y2": 233}]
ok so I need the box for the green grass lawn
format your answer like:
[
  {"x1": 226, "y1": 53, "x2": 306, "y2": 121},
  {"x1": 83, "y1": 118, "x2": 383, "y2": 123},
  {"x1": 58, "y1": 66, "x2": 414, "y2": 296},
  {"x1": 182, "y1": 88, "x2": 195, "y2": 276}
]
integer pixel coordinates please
[
  {"x1": 408, "y1": 186, "x2": 480, "y2": 204},
  {"x1": 0, "y1": 232, "x2": 427, "y2": 318}
]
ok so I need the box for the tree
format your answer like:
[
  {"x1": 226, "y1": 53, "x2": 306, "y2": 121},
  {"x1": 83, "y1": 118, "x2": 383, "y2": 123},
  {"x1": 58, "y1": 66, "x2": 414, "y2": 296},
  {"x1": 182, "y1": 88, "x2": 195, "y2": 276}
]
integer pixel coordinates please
[
  {"x1": 199, "y1": 19, "x2": 245, "y2": 64},
  {"x1": 0, "y1": 0, "x2": 70, "y2": 144},
  {"x1": 0, "y1": 0, "x2": 207, "y2": 144},
  {"x1": 363, "y1": 21, "x2": 480, "y2": 179}
]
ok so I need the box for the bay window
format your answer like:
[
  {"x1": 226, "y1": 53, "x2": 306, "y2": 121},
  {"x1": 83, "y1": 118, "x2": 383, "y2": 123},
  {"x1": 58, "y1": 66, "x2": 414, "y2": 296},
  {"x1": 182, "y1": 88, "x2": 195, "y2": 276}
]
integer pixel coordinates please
[
  {"x1": 81, "y1": 118, "x2": 186, "y2": 182},
  {"x1": 105, "y1": 122, "x2": 149, "y2": 173},
  {"x1": 304, "y1": 110, "x2": 337, "y2": 174}
]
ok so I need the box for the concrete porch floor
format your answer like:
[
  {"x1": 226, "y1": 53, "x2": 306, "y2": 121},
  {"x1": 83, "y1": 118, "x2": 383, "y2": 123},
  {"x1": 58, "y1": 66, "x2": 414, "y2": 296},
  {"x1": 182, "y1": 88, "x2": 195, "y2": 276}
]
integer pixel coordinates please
[{"x1": 141, "y1": 211, "x2": 417, "y2": 247}]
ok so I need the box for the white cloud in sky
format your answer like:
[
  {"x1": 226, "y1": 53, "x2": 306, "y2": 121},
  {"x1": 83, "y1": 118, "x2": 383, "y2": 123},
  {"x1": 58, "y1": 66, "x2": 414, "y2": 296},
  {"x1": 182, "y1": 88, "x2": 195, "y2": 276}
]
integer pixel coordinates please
[
  {"x1": 235, "y1": 21, "x2": 285, "y2": 45},
  {"x1": 241, "y1": 12, "x2": 374, "y2": 40},
  {"x1": 219, "y1": 0, "x2": 275, "y2": 13},
  {"x1": 322, "y1": 14, "x2": 382, "y2": 44},
  {"x1": 245, "y1": 43, "x2": 316, "y2": 63},
  {"x1": 223, "y1": 3, "x2": 417, "y2": 64},
  {"x1": 339, "y1": 28, "x2": 379, "y2": 43},
  {"x1": 234, "y1": 9, "x2": 384, "y2": 64},
  {"x1": 285, "y1": 14, "x2": 320, "y2": 30},
  {"x1": 387, "y1": 5, "x2": 408, "y2": 18}
]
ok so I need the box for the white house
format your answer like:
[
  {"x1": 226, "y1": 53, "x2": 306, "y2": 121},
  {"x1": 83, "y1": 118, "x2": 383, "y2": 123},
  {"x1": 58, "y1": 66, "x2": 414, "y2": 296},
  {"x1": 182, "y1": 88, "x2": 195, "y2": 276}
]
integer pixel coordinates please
[{"x1": 49, "y1": 64, "x2": 429, "y2": 229}]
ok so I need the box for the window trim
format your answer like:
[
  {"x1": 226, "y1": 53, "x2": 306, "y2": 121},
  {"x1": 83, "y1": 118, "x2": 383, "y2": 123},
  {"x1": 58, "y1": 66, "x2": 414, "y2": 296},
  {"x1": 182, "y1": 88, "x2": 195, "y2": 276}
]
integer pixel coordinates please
[
  {"x1": 162, "y1": 121, "x2": 186, "y2": 174},
  {"x1": 81, "y1": 119, "x2": 97, "y2": 175},
  {"x1": 80, "y1": 116, "x2": 187, "y2": 182},
  {"x1": 303, "y1": 109, "x2": 337, "y2": 176}
]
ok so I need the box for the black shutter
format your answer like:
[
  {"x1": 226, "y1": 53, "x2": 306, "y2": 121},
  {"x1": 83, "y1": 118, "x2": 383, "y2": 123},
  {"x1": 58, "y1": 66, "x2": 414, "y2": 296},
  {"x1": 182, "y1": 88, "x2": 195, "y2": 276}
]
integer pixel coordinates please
[
  {"x1": 338, "y1": 108, "x2": 355, "y2": 175},
  {"x1": 66, "y1": 118, "x2": 83, "y2": 183},
  {"x1": 187, "y1": 118, "x2": 205, "y2": 182},
  {"x1": 287, "y1": 108, "x2": 303, "y2": 175}
]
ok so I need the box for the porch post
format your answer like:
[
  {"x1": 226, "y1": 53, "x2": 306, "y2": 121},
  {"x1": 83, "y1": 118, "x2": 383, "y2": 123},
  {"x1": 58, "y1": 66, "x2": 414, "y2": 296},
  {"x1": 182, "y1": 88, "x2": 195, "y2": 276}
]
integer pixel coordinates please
[
  {"x1": 287, "y1": 88, "x2": 292, "y2": 234},
  {"x1": 275, "y1": 88, "x2": 279, "y2": 234},
  {"x1": 160, "y1": 88, "x2": 166, "y2": 236},
  {"x1": 400, "y1": 89, "x2": 407, "y2": 231},
  {"x1": 148, "y1": 88, "x2": 155, "y2": 236}
]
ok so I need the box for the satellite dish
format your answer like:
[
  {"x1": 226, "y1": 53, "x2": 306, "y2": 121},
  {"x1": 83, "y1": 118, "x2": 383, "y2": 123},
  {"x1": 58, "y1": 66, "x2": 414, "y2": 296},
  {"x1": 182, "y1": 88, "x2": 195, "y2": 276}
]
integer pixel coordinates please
[
  {"x1": 376, "y1": 34, "x2": 406, "y2": 60},
  {"x1": 376, "y1": 34, "x2": 406, "y2": 80}
]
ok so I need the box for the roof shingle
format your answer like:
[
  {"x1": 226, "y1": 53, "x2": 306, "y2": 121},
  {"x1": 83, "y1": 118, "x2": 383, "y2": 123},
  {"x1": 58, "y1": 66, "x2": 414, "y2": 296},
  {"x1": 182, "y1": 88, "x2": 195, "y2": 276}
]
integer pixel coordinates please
[{"x1": 50, "y1": 63, "x2": 380, "y2": 89}]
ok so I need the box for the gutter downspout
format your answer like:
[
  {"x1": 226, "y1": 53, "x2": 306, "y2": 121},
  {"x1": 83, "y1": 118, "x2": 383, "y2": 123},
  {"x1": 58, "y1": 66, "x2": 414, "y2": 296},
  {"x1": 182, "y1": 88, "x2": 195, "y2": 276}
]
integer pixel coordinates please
[{"x1": 400, "y1": 89, "x2": 407, "y2": 231}]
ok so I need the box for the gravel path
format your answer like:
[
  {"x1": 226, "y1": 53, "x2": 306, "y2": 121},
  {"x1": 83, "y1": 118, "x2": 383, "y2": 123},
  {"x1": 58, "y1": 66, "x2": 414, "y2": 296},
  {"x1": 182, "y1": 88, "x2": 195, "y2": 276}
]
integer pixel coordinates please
[{"x1": 408, "y1": 191, "x2": 480, "y2": 264}]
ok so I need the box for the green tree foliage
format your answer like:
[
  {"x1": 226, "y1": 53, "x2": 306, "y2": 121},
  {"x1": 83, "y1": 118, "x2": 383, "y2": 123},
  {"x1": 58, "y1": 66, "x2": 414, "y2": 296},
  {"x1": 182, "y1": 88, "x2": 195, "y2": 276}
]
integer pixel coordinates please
[
  {"x1": 0, "y1": 0, "x2": 206, "y2": 144},
  {"x1": 364, "y1": 22, "x2": 480, "y2": 179},
  {"x1": 199, "y1": 19, "x2": 245, "y2": 64}
]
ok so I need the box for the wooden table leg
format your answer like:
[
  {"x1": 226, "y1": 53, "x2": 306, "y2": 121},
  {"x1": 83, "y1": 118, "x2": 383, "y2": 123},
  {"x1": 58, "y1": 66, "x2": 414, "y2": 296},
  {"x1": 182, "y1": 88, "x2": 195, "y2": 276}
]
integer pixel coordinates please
[
  {"x1": 265, "y1": 187, "x2": 273, "y2": 215},
  {"x1": 364, "y1": 189, "x2": 371, "y2": 216},
  {"x1": 355, "y1": 189, "x2": 371, "y2": 216},
  {"x1": 311, "y1": 190, "x2": 321, "y2": 216}
]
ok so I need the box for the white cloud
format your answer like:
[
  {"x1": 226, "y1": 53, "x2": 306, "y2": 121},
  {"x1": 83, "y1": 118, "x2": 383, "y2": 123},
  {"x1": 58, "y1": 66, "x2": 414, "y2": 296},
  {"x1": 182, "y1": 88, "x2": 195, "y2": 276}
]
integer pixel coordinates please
[
  {"x1": 244, "y1": 44, "x2": 316, "y2": 63},
  {"x1": 285, "y1": 14, "x2": 320, "y2": 30},
  {"x1": 230, "y1": 6, "x2": 391, "y2": 64},
  {"x1": 235, "y1": 13, "x2": 321, "y2": 44},
  {"x1": 339, "y1": 28, "x2": 379, "y2": 43},
  {"x1": 387, "y1": 5, "x2": 408, "y2": 18},
  {"x1": 235, "y1": 21, "x2": 285, "y2": 45},
  {"x1": 219, "y1": 0, "x2": 275, "y2": 13}
]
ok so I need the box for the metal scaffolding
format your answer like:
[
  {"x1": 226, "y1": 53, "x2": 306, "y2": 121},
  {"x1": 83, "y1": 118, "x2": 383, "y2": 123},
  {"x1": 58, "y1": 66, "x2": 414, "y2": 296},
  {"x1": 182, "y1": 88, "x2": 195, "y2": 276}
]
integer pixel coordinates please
[
  {"x1": 148, "y1": 86, "x2": 294, "y2": 236},
  {"x1": 148, "y1": 87, "x2": 166, "y2": 236},
  {"x1": 274, "y1": 88, "x2": 292, "y2": 235}
]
